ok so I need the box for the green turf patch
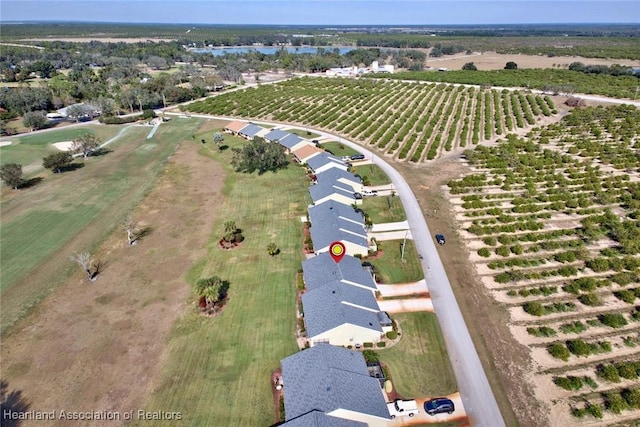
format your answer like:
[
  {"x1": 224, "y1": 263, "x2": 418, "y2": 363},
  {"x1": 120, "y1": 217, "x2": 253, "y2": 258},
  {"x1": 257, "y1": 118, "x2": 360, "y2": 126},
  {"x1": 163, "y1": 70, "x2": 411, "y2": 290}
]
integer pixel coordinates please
[
  {"x1": 361, "y1": 194, "x2": 405, "y2": 223},
  {"x1": 378, "y1": 312, "x2": 457, "y2": 398},
  {"x1": 0, "y1": 125, "x2": 126, "y2": 168},
  {"x1": 367, "y1": 239, "x2": 424, "y2": 283},
  {"x1": 350, "y1": 163, "x2": 391, "y2": 186},
  {"x1": 320, "y1": 141, "x2": 359, "y2": 157}
]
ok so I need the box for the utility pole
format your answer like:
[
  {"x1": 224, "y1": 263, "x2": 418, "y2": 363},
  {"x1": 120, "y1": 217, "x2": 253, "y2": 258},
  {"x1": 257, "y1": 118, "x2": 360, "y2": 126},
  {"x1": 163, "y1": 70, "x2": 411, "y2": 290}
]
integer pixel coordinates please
[{"x1": 401, "y1": 231, "x2": 408, "y2": 263}]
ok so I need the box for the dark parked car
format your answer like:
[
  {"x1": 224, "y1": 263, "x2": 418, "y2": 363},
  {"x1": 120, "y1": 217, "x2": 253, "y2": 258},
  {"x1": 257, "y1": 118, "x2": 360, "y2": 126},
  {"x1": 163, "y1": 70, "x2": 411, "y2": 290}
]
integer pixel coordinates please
[
  {"x1": 424, "y1": 397, "x2": 455, "y2": 416},
  {"x1": 350, "y1": 153, "x2": 366, "y2": 161},
  {"x1": 435, "y1": 234, "x2": 445, "y2": 245}
]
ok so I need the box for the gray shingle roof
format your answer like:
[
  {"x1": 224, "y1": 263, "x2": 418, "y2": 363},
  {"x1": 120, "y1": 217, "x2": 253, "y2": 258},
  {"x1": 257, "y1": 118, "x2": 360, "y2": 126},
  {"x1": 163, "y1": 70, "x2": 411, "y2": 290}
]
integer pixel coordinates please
[
  {"x1": 239, "y1": 123, "x2": 264, "y2": 138},
  {"x1": 279, "y1": 133, "x2": 305, "y2": 149},
  {"x1": 306, "y1": 152, "x2": 346, "y2": 173},
  {"x1": 308, "y1": 210, "x2": 368, "y2": 252},
  {"x1": 309, "y1": 180, "x2": 356, "y2": 205},
  {"x1": 281, "y1": 345, "x2": 389, "y2": 422},
  {"x1": 264, "y1": 128, "x2": 290, "y2": 142},
  {"x1": 302, "y1": 252, "x2": 376, "y2": 292},
  {"x1": 315, "y1": 168, "x2": 362, "y2": 189},
  {"x1": 309, "y1": 200, "x2": 364, "y2": 226},
  {"x1": 281, "y1": 410, "x2": 366, "y2": 427},
  {"x1": 302, "y1": 281, "x2": 382, "y2": 338}
]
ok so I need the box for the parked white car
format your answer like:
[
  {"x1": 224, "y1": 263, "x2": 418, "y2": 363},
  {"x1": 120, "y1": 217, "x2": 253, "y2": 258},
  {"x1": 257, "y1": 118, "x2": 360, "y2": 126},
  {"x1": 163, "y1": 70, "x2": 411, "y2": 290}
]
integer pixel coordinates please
[{"x1": 387, "y1": 399, "x2": 419, "y2": 419}]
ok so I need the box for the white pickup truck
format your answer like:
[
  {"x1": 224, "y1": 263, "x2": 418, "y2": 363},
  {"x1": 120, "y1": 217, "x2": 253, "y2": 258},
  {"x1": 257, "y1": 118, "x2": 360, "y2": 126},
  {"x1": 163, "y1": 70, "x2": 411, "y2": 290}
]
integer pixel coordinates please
[{"x1": 387, "y1": 399, "x2": 419, "y2": 419}]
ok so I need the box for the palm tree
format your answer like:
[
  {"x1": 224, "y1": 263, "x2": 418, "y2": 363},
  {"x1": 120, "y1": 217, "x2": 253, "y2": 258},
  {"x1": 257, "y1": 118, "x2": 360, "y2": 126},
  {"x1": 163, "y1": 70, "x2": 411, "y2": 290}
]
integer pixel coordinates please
[
  {"x1": 203, "y1": 284, "x2": 221, "y2": 306},
  {"x1": 267, "y1": 242, "x2": 279, "y2": 256}
]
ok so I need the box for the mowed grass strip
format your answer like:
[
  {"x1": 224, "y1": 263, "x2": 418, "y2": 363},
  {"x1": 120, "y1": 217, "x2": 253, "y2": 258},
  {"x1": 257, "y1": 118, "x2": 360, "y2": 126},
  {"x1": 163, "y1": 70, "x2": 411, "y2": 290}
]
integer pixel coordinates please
[
  {"x1": 369, "y1": 239, "x2": 424, "y2": 283},
  {"x1": 0, "y1": 119, "x2": 202, "y2": 333},
  {"x1": 351, "y1": 163, "x2": 391, "y2": 186},
  {"x1": 138, "y1": 132, "x2": 309, "y2": 426},
  {"x1": 362, "y1": 193, "x2": 406, "y2": 223},
  {"x1": 379, "y1": 312, "x2": 458, "y2": 398},
  {"x1": 0, "y1": 124, "x2": 126, "y2": 167},
  {"x1": 320, "y1": 140, "x2": 359, "y2": 157}
]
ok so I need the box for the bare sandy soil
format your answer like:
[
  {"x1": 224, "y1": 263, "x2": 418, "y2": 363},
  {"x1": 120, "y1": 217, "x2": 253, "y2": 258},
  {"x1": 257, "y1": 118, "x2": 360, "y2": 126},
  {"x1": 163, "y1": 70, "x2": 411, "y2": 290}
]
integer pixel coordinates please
[
  {"x1": 1, "y1": 136, "x2": 226, "y2": 426},
  {"x1": 422, "y1": 51, "x2": 639, "y2": 71}
]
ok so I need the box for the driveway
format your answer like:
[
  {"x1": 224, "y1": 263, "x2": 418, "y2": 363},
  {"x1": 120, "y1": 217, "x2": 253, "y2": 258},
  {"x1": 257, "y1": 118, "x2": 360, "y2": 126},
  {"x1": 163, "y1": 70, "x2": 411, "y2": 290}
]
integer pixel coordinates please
[
  {"x1": 368, "y1": 230, "x2": 412, "y2": 241},
  {"x1": 378, "y1": 298, "x2": 434, "y2": 314},
  {"x1": 370, "y1": 221, "x2": 409, "y2": 232},
  {"x1": 387, "y1": 392, "x2": 468, "y2": 426},
  {"x1": 377, "y1": 280, "x2": 428, "y2": 297}
]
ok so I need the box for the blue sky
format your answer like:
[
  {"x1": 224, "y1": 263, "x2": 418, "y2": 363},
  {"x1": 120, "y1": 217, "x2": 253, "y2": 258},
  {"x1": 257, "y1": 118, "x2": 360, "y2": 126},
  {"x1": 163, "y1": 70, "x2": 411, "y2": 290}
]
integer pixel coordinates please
[{"x1": 1, "y1": 1, "x2": 638, "y2": 25}]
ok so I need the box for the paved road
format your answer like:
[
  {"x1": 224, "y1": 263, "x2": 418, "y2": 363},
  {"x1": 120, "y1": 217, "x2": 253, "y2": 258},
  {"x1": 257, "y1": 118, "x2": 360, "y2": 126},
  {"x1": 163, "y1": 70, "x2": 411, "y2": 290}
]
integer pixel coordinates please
[{"x1": 313, "y1": 131, "x2": 506, "y2": 427}]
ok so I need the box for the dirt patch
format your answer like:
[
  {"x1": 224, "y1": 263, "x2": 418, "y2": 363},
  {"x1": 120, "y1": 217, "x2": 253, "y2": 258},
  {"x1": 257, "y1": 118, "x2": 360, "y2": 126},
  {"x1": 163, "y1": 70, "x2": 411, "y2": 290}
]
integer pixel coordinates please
[
  {"x1": 422, "y1": 51, "x2": 638, "y2": 71},
  {"x1": 0, "y1": 138, "x2": 226, "y2": 426}
]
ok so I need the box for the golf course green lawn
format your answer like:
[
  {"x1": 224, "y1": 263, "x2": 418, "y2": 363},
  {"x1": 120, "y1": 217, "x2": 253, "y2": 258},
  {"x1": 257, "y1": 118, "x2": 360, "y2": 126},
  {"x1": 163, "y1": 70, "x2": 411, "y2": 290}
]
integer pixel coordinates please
[
  {"x1": 379, "y1": 312, "x2": 458, "y2": 399},
  {"x1": 0, "y1": 125, "x2": 126, "y2": 167},
  {"x1": 0, "y1": 119, "x2": 202, "y2": 333},
  {"x1": 368, "y1": 239, "x2": 424, "y2": 283},
  {"x1": 137, "y1": 132, "x2": 309, "y2": 426},
  {"x1": 362, "y1": 193, "x2": 406, "y2": 224}
]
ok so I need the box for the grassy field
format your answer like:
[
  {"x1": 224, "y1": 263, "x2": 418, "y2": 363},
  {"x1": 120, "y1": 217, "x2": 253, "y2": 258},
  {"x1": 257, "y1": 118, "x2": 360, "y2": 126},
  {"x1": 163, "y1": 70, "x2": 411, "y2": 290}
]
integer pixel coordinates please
[
  {"x1": 351, "y1": 163, "x2": 391, "y2": 186},
  {"x1": 0, "y1": 120, "x2": 200, "y2": 333},
  {"x1": 137, "y1": 130, "x2": 310, "y2": 426},
  {"x1": 362, "y1": 194, "x2": 406, "y2": 223},
  {"x1": 368, "y1": 239, "x2": 424, "y2": 283},
  {"x1": 0, "y1": 124, "x2": 125, "y2": 168},
  {"x1": 379, "y1": 312, "x2": 457, "y2": 398}
]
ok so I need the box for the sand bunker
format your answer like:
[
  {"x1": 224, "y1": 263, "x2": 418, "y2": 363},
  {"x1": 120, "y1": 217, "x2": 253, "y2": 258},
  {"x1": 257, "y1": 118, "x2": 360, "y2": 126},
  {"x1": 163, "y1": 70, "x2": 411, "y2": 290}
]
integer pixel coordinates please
[
  {"x1": 0, "y1": 141, "x2": 12, "y2": 147},
  {"x1": 53, "y1": 141, "x2": 74, "y2": 151}
]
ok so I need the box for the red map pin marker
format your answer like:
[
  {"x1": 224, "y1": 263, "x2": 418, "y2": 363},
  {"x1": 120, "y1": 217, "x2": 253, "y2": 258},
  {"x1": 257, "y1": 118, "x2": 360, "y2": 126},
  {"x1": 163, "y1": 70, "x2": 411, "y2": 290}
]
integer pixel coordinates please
[{"x1": 329, "y1": 241, "x2": 346, "y2": 263}]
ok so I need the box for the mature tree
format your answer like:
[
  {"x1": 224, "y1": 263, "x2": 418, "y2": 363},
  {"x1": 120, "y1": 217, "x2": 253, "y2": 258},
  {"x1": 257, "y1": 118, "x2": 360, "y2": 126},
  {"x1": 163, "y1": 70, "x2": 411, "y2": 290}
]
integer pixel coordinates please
[
  {"x1": 91, "y1": 96, "x2": 116, "y2": 117},
  {"x1": 71, "y1": 133, "x2": 101, "y2": 158},
  {"x1": 65, "y1": 104, "x2": 91, "y2": 122},
  {"x1": 146, "y1": 56, "x2": 169, "y2": 70},
  {"x1": 462, "y1": 62, "x2": 478, "y2": 71},
  {"x1": 42, "y1": 151, "x2": 73, "y2": 173},
  {"x1": 230, "y1": 136, "x2": 289, "y2": 174},
  {"x1": 22, "y1": 110, "x2": 47, "y2": 131},
  {"x1": 504, "y1": 61, "x2": 518, "y2": 70},
  {"x1": 71, "y1": 251, "x2": 95, "y2": 281},
  {"x1": 0, "y1": 163, "x2": 24, "y2": 189}
]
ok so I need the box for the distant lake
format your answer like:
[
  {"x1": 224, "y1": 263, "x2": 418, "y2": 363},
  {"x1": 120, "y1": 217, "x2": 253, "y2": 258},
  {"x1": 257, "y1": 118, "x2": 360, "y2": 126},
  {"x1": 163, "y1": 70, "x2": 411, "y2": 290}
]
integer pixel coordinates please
[{"x1": 190, "y1": 46, "x2": 354, "y2": 56}]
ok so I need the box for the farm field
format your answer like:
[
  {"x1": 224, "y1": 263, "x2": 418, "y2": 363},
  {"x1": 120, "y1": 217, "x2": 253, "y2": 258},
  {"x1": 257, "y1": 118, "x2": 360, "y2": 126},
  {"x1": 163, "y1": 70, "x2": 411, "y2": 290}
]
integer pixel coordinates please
[
  {"x1": 445, "y1": 104, "x2": 640, "y2": 425},
  {"x1": 184, "y1": 76, "x2": 558, "y2": 162},
  {"x1": 1, "y1": 118, "x2": 229, "y2": 426}
]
